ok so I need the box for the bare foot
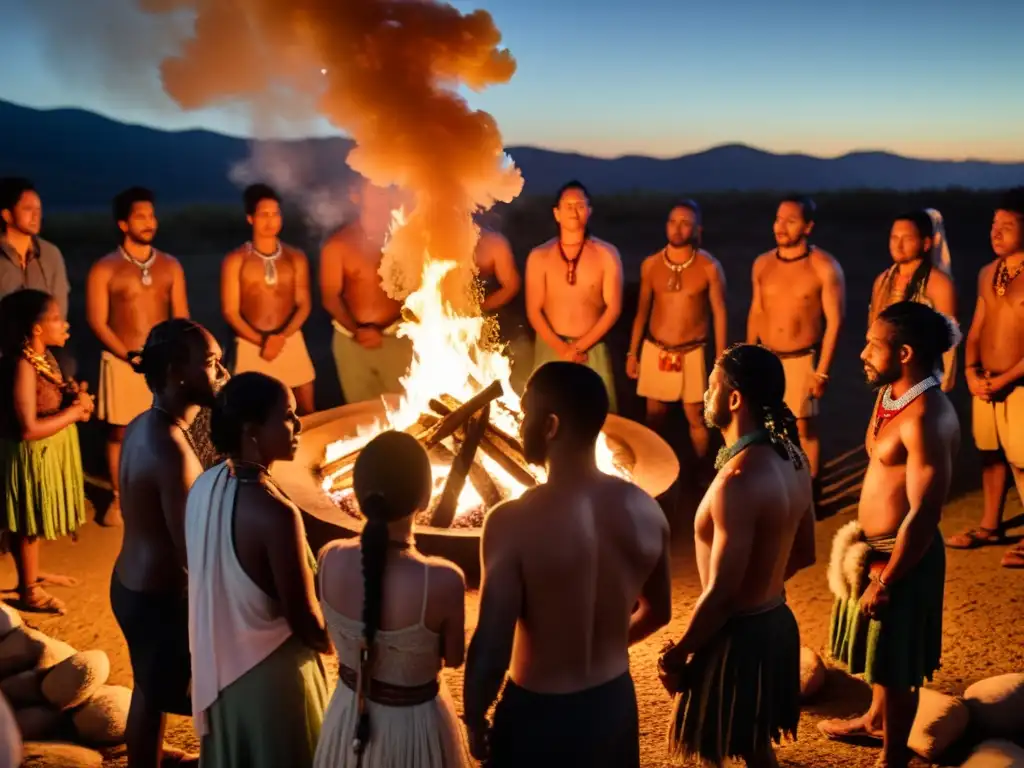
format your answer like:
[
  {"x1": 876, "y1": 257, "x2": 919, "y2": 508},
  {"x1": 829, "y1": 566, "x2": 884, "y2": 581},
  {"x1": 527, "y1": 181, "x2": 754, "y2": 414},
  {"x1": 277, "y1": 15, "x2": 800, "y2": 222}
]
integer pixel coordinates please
[
  {"x1": 161, "y1": 747, "x2": 200, "y2": 766},
  {"x1": 817, "y1": 714, "x2": 884, "y2": 742},
  {"x1": 99, "y1": 496, "x2": 123, "y2": 527},
  {"x1": 1001, "y1": 542, "x2": 1024, "y2": 569},
  {"x1": 36, "y1": 573, "x2": 80, "y2": 588},
  {"x1": 19, "y1": 585, "x2": 67, "y2": 615}
]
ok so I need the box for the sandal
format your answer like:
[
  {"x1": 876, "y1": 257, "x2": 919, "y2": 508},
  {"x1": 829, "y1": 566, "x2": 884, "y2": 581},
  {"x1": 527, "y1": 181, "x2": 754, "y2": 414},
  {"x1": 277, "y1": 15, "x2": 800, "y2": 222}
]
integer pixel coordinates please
[
  {"x1": 945, "y1": 527, "x2": 1004, "y2": 549},
  {"x1": 20, "y1": 585, "x2": 66, "y2": 615},
  {"x1": 1001, "y1": 542, "x2": 1024, "y2": 569}
]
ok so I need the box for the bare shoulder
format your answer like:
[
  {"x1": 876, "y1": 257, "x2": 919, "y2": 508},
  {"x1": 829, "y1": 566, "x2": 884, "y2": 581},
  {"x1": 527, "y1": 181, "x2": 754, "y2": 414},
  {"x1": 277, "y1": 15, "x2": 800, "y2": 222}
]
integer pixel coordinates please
[
  {"x1": 590, "y1": 236, "x2": 623, "y2": 262},
  {"x1": 527, "y1": 238, "x2": 556, "y2": 262},
  {"x1": 424, "y1": 555, "x2": 467, "y2": 594},
  {"x1": 282, "y1": 242, "x2": 309, "y2": 263},
  {"x1": 479, "y1": 229, "x2": 511, "y2": 250},
  {"x1": 88, "y1": 252, "x2": 119, "y2": 277},
  {"x1": 223, "y1": 246, "x2": 245, "y2": 267},
  {"x1": 976, "y1": 259, "x2": 999, "y2": 291},
  {"x1": 610, "y1": 476, "x2": 668, "y2": 531},
  {"x1": 751, "y1": 249, "x2": 774, "y2": 275},
  {"x1": 640, "y1": 252, "x2": 659, "y2": 275},
  {"x1": 810, "y1": 246, "x2": 843, "y2": 276},
  {"x1": 699, "y1": 249, "x2": 724, "y2": 277}
]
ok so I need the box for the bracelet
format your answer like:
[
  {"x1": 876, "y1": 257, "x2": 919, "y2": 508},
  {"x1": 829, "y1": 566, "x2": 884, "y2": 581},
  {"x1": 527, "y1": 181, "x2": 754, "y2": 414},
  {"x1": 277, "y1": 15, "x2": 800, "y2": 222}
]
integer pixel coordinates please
[
  {"x1": 626, "y1": 351, "x2": 637, "y2": 359},
  {"x1": 812, "y1": 371, "x2": 829, "y2": 381},
  {"x1": 875, "y1": 572, "x2": 890, "y2": 591}
]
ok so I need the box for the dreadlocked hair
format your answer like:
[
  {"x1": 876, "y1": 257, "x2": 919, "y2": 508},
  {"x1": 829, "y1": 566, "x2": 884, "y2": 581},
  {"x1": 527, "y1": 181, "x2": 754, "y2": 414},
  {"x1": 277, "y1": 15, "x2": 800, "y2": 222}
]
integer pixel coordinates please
[
  {"x1": 127, "y1": 318, "x2": 207, "y2": 393},
  {"x1": 717, "y1": 343, "x2": 805, "y2": 468},
  {"x1": 351, "y1": 431, "x2": 432, "y2": 758}
]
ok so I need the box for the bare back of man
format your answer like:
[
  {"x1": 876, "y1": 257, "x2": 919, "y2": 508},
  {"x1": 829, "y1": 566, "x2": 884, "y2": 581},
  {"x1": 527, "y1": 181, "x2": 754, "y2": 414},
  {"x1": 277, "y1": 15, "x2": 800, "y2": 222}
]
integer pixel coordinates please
[
  {"x1": 503, "y1": 476, "x2": 667, "y2": 692},
  {"x1": 320, "y1": 219, "x2": 412, "y2": 405},
  {"x1": 694, "y1": 445, "x2": 812, "y2": 612}
]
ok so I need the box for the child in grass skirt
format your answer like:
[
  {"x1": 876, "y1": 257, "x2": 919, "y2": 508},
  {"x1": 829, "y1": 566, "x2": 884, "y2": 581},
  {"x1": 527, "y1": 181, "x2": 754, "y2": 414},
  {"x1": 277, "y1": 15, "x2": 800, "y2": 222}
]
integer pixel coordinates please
[{"x1": 0, "y1": 288, "x2": 94, "y2": 614}]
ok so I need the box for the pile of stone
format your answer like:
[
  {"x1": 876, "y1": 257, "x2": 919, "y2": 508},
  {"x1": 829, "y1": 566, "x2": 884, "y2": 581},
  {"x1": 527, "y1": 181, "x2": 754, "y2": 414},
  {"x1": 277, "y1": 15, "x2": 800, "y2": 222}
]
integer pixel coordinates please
[
  {"x1": 800, "y1": 645, "x2": 1024, "y2": 766},
  {"x1": 1, "y1": 602, "x2": 130, "y2": 767}
]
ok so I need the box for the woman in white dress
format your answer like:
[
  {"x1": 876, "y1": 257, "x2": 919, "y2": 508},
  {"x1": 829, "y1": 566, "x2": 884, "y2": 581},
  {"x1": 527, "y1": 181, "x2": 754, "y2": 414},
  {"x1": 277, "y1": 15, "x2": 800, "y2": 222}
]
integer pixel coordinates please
[{"x1": 314, "y1": 430, "x2": 472, "y2": 768}]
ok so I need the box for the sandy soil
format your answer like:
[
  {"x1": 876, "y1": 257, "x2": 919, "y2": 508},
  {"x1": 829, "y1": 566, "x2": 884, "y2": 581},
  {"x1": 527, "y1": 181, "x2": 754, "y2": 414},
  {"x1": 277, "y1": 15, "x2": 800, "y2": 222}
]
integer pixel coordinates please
[{"x1": 2, "y1": 478, "x2": 1021, "y2": 767}]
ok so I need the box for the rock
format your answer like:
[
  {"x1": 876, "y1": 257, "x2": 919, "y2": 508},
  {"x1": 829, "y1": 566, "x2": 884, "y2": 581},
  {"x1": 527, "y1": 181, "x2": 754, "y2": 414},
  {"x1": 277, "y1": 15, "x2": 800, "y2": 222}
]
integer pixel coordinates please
[
  {"x1": 963, "y1": 673, "x2": 1024, "y2": 739},
  {"x1": 907, "y1": 687, "x2": 970, "y2": 761},
  {"x1": 960, "y1": 739, "x2": 1024, "y2": 767},
  {"x1": 71, "y1": 684, "x2": 131, "y2": 746},
  {"x1": 14, "y1": 705, "x2": 62, "y2": 741},
  {"x1": 799, "y1": 646, "x2": 826, "y2": 700},
  {"x1": 0, "y1": 603, "x2": 21, "y2": 640},
  {"x1": 19, "y1": 741, "x2": 104, "y2": 768},
  {"x1": 0, "y1": 627, "x2": 75, "y2": 678},
  {"x1": 41, "y1": 650, "x2": 110, "y2": 711},
  {"x1": 0, "y1": 668, "x2": 45, "y2": 707}
]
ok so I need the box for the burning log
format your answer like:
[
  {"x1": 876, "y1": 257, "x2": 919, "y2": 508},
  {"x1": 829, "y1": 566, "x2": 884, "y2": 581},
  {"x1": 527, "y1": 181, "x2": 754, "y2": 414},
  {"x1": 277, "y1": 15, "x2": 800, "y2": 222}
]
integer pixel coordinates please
[
  {"x1": 438, "y1": 393, "x2": 524, "y2": 456},
  {"x1": 428, "y1": 397, "x2": 537, "y2": 489},
  {"x1": 429, "y1": 403, "x2": 490, "y2": 528},
  {"x1": 429, "y1": 442, "x2": 502, "y2": 509},
  {"x1": 318, "y1": 412, "x2": 439, "y2": 482},
  {"x1": 322, "y1": 380, "x2": 504, "y2": 493}
]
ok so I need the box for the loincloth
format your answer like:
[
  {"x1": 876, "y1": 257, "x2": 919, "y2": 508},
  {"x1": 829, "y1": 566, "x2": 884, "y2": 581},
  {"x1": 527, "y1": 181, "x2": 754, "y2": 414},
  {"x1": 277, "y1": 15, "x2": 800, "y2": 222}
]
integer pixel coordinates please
[
  {"x1": 972, "y1": 385, "x2": 1024, "y2": 466},
  {"x1": 109, "y1": 571, "x2": 192, "y2": 716},
  {"x1": 533, "y1": 335, "x2": 618, "y2": 413},
  {"x1": 636, "y1": 336, "x2": 707, "y2": 404},
  {"x1": 768, "y1": 346, "x2": 819, "y2": 419},
  {"x1": 489, "y1": 671, "x2": 639, "y2": 768},
  {"x1": 827, "y1": 523, "x2": 945, "y2": 688},
  {"x1": 97, "y1": 350, "x2": 153, "y2": 426},
  {"x1": 233, "y1": 333, "x2": 315, "y2": 388},
  {"x1": 667, "y1": 598, "x2": 800, "y2": 765}
]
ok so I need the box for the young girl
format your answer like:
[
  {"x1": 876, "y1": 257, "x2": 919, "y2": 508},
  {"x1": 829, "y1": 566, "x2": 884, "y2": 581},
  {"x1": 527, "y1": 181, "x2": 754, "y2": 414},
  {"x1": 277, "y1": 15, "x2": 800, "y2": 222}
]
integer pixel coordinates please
[{"x1": 0, "y1": 288, "x2": 93, "y2": 614}]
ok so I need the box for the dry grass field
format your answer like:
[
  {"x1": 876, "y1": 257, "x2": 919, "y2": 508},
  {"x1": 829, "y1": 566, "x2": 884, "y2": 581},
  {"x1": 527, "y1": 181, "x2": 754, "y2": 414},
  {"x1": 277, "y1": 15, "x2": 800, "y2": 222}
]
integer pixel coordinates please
[{"x1": 3, "y1": 189, "x2": 1022, "y2": 766}]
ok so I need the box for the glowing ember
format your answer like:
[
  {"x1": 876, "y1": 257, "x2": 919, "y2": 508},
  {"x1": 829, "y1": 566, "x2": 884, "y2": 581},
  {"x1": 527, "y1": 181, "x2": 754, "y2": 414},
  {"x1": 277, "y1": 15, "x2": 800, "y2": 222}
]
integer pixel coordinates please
[{"x1": 320, "y1": 208, "x2": 630, "y2": 525}]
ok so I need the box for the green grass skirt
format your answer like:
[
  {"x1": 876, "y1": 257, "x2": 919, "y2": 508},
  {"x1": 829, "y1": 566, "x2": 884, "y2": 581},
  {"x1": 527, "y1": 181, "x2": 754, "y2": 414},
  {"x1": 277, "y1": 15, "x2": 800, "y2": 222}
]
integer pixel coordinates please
[
  {"x1": 1, "y1": 425, "x2": 86, "y2": 540},
  {"x1": 828, "y1": 532, "x2": 944, "y2": 689},
  {"x1": 667, "y1": 602, "x2": 801, "y2": 765}
]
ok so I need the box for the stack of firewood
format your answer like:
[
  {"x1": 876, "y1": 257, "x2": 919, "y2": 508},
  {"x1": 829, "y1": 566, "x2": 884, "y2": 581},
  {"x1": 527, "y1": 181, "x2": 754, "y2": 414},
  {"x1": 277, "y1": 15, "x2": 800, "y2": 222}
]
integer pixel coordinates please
[{"x1": 0, "y1": 602, "x2": 130, "y2": 766}]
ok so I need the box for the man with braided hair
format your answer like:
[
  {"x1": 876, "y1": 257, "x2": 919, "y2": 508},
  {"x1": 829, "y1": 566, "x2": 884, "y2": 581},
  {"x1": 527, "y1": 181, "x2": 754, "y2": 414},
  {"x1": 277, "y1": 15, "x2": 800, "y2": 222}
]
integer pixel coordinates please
[
  {"x1": 110, "y1": 318, "x2": 227, "y2": 768},
  {"x1": 820, "y1": 301, "x2": 960, "y2": 768},
  {"x1": 659, "y1": 344, "x2": 815, "y2": 768}
]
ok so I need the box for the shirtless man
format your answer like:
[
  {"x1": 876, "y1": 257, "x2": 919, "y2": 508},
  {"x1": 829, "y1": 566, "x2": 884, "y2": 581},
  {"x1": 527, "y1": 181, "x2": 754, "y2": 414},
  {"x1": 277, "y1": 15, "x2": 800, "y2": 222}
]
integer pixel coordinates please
[
  {"x1": 947, "y1": 188, "x2": 1024, "y2": 568},
  {"x1": 110, "y1": 319, "x2": 227, "y2": 768},
  {"x1": 320, "y1": 180, "x2": 412, "y2": 405},
  {"x1": 658, "y1": 344, "x2": 815, "y2": 768},
  {"x1": 747, "y1": 195, "x2": 845, "y2": 504},
  {"x1": 86, "y1": 187, "x2": 189, "y2": 526},
  {"x1": 463, "y1": 361, "x2": 671, "y2": 767},
  {"x1": 525, "y1": 180, "x2": 624, "y2": 412},
  {"x1": 627, "y1": 199, "x2": 727, "y2": 462},
  {"x1": 867, "y1": 209, "x2": 957, "y2": 391},
  {"x1": 221, "y1": 183, "x2": 315, "y2": 414},
  {"x1": 819, "y1": 302, "x2": 959, "y2": 768},
  {"x1": 474, "y1": 221, "x2": 532, "y2": 393}
]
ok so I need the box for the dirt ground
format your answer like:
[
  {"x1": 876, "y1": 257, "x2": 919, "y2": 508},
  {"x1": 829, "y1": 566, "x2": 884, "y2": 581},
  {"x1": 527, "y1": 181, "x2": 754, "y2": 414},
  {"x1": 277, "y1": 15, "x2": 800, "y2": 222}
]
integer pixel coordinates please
[{"x1": 2, "y1": 478, "x2": 1021, "y2": 767}]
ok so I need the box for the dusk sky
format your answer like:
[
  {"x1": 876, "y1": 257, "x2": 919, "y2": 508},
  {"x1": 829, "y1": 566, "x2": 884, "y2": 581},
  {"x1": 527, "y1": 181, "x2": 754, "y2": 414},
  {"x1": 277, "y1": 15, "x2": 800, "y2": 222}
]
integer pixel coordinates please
[{"x1": 2, "y1": 0, "x2": 1022, "y2": 162}]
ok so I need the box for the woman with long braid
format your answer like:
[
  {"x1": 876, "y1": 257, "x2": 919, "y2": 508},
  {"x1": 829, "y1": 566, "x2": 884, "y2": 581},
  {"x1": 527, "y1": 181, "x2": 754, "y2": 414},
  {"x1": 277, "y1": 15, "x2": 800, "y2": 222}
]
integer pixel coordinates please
[
  {"x1": 659, "y1": 344, "x2": 816, "y2": 768},
  {"x1": 314, "y1": 430, "x2": 472, "y2": 768}
]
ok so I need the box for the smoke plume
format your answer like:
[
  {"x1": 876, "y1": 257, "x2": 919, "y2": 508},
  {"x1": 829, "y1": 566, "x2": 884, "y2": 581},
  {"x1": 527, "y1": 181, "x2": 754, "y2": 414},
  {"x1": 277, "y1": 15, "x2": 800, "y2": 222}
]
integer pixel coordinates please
[{"x1": 139, "y1": 0, "x2": 524, "y2": 304}]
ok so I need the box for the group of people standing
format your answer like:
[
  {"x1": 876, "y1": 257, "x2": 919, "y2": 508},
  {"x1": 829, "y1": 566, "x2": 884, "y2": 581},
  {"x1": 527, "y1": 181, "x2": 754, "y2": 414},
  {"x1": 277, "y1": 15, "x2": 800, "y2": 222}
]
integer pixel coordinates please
[{"x1": 0, "y1": 168, "x2": 1020, "y2": 768}]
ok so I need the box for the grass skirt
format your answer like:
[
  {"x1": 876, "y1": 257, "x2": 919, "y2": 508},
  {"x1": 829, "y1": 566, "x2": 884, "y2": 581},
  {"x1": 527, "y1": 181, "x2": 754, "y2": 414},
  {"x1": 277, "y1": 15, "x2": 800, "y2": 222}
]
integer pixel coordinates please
[
  {"x1": 667, "y1": 602, "x2": 801, "y2": 766},
  {"x1": 1, "y1": 425, "x2": 85, "y2": 540},
  {"x1": 829, "y1": 532, "x2": 944, "y2": 689}
]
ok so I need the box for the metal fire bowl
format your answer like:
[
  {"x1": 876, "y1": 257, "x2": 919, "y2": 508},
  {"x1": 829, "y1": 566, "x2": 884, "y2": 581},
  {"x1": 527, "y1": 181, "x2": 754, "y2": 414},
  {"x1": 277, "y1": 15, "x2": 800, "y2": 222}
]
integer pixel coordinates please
[{"x1": 272, "y1": 396, "x2": 680, "y2": 583}]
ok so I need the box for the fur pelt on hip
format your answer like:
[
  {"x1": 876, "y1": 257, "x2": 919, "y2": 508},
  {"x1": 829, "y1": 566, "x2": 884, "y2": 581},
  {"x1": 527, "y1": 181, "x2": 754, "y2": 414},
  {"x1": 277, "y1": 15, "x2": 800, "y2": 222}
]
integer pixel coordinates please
[{"x1": 827, "y1": 520, "x2": 871, "y2": 601}]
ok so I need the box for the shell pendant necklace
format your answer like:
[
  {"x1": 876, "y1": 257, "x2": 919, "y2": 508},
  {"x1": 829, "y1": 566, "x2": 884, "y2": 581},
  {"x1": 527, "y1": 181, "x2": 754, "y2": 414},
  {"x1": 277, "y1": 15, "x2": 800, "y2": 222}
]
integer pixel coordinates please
[
  {"x1": 248, "y1": 241, "x2": 282, "y2": 286},
  {"x1": 120, "y1": 246, "x2": 156, "y2": 286},
  {"x1": 663, "y1": 247, "x2": 696, "y2": 292}
]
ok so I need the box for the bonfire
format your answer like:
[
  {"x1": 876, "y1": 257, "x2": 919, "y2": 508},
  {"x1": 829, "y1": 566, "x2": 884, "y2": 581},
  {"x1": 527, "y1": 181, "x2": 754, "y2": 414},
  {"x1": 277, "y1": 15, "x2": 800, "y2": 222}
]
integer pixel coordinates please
[{"x1": 318, "y1": 209, "x2": 632, "y2": 529}]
